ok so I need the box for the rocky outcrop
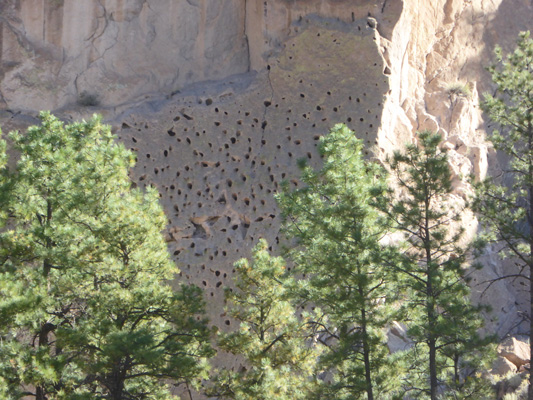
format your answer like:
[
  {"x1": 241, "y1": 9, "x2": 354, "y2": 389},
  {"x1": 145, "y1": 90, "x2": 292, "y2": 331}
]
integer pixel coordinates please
[
  {"x1": 498, "y1": 336, "x2": 531, "y2": 371},
  {"x1": 2, "y1": 0, "x2": 533, "y2": 354},
  {"x1": 492, "y1": 356, "x2": 517, "y2": 376},
  {"x1": 387, "y1": 321, "x2": 413, "y2": 353},
  {"x1": 0, "y1": 0, "x2": 250, "y2": 110}
]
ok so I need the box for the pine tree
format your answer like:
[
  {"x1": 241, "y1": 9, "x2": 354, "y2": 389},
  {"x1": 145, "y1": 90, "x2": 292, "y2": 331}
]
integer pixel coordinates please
[
  {"x1": 475, "y1": 30, "x2": 533, "y2": 398},
  {"x1": 276, "y1": 123, "x2": 403, "y2": 400},
  {"x1": 209, "y1": 239, "x2": 320, "y2": 400},
  {"x1": 0, "y1": 112, "x2": 213, "y2": 399},
  {"x1": 379, "y1": 131, "x2": 492, "y2": 399}
]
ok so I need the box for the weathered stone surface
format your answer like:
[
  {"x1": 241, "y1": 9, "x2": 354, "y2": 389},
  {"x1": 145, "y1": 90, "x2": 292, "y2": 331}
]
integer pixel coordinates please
[
  {"x1": 387, "y1": 321, "x2": 412, "y2": 353},
  {"x1": 2, "y1": 0, "x2": 533, "y2": 376},
  {"x1": 0, "y1": 0, "x2": 249, "y2": 110},
  {"x1": 498, "y1": 337, "x2": 530, "y2": 369},
  {"x1": 492, "y1": 356, "x2": 517, "y2": 376},
  {"x1": 108, "y1": 17, "x2": 388, "y2": 335}
]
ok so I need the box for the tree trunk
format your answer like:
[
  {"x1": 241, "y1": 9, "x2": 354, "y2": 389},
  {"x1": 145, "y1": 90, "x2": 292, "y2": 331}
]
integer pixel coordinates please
[
  {"x1": 35, "y1": 323, "x2": 55, "y2": 400},
  {"x1": 425, "y1": 196, "x2": 438, "y2": 400},
  {"x1": 527, "y1": 126, "x2": 533, "y2": 400},
  {"x1": 108, "y1": 367, "x2": 125, "y2": 400},
  {"x1": 527, "y1": 176, "x2": 533, "y2": 400},
  {"x1": 427, "y1": 264, "x2": 438, "y2": 400},
  {"x1": 428, "y1": 336, "x2": 438, "y2": 400},
  {"x1": 360, "y1": 303, "x2": 374, "y2": 400},
  {"x1": 527, "y1": 262, "x2": 533, "y2": 400}
]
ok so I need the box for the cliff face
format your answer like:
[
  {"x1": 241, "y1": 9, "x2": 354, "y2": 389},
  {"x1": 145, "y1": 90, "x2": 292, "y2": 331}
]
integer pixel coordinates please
[
  {"x1": 2, "y1": 0, "x2": 533, "y2": 339},
  {"x1": 0, "y1": 0, "x2": 250, "y2": 109}
]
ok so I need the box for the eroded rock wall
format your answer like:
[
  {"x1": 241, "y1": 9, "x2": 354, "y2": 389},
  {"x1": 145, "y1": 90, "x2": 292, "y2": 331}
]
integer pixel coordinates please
[
  {"x1": 0, "y1": 0, "x2": 249, "y2": 110},
  {"x1": 113, "y1": 16, "x2": 388, "y2": 339},
  {"x1": 2, "y1": 0, "x2": 533, "y2": 348},
  {"x1": 376, "y1": 0, "x2": 533, "y2": 336}
]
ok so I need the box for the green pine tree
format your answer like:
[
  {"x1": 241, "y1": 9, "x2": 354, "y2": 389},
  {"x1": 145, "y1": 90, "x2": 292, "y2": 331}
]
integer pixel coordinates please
[
  {"x1": 276, "y1": 123, "x2": 403, "y2": 400},
  {"x1": 0, "y1": 112, "x2": 213, "y2": 399},
  {"x1": 379, "y1": 131, "x2": 493, "y2": 399},
  {"x1": 209, "y1": 239, "x2": 320, "y2": 400},
  {"x1": 475, "y1": 30, "x2": 533, "y2": 398}
]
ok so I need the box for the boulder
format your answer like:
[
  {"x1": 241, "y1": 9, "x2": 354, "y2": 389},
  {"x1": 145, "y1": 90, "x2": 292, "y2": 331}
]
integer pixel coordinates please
[
  {"x1": 498, "y1": 337, "x2": 530, "y2": 369},
  {"x1": 491, "y1": 356, "x2": 517, "y2": 376},
  {"x1": 387, "y1": 321, "x2": 413, "y2": 353}
]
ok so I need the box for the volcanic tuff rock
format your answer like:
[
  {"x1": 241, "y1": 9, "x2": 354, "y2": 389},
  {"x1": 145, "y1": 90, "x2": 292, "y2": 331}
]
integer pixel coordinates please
[
  {"x1": 1, "y1": 0, "x2": 533, "y2": 355},
  {"x1": 498, "y1": 336, "x2": 531, "y2": 370}
]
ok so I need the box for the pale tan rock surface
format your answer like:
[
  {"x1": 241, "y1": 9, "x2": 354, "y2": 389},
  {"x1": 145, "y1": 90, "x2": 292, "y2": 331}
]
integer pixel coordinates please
[
  {"x1": 498, "y1": 337, "x2": 531, "y2": 369},
  {"x1": 492, "y1": 356, "x2": 518, "y2": 376},
  {"x1": 0, "y1": 0, "x2": 249, "y2": 110},
  {"x1": 387, "y1": 321, "x2": 413, "y2": 353},
  {"x1": 2, "y1": 3, "x2": 533, "y2": 387}
]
